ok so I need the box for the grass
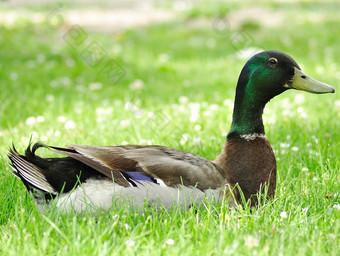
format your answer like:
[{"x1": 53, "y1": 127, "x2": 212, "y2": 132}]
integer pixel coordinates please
[{"x1": 0, "y1": 1, "x2": 339, "y2": 255}]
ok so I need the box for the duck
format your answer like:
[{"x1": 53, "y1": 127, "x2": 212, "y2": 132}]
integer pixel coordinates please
[{"x1": 8, "y1": 50, "x2": 335, "y2": 213}]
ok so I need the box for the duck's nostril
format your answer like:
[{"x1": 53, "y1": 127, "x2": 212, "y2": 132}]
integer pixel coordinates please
[{"x1": 301, "y1": 75, "x2": 307, "y2": 79}]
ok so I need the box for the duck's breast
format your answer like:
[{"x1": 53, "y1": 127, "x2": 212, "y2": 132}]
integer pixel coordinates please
[{"x1": 214, "y1": 137, "x2": 276, "y2": 204}]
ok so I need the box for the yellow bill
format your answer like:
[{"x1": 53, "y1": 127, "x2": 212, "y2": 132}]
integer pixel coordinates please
[{"x1": 285, "y1": 67, "x2": 335, "y2": 94}]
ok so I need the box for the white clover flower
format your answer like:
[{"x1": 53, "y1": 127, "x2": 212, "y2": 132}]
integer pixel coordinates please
[
  {"x1": 26, "y1": 117, "x2": 36, "y2": 126},
  {"x1": 190, "y1": 115, "x2": 199, "y2": 123},
  {"x1": 64, "y1": 120, "x2": 76, "y2": 130},
  {"x1": 36, "y1": 54, "x2": 45, "y2": 63},
  {"x1": 267, "y1": 116, "x2": 276, "y2": 125},
  {"x1": 21, "y1": 136, "x2": 29, "y2": 145},
  {"x1": 223, "y1": 99, "x2": 232, "y2": 107},
  {"x1": 61, "y1": 77, "x2": 71, "y2": 86},
  {"x1": 313, "y1": 177, "x2": 318, "y2": 181},
  {"x1": 10, "y1": 73, "x2": 18, "y2": 80},
  {"x1": 281, "y1": 98, "x2": 292, "y2": 109},
  {"x1": 40, "y1": 136, "x2": 48, "y2": 141},
  {"x1": 193, "y1": 137, "x2": 201, "y2": 146},
  {"x1": 65, "y1": 58, "x2": 75, "y2": 67},
  {"x1": 189, "y1": 103, "x2": 200, "y2": 123},
  {"x1": 111, "y1": 44, "x2": 122, "y2": 54},
  {"x1": 179, "y1": 96, "x2": 189, "y2": 104},
  {"x1": 158, "y1": 53, "x2": 170, "y2": 63},
  {"x1": 96, "y1": 107, "x2": 105, "y2": 116},
  {"x1": 236, "y1": 47, "x2": 263, "y2": 60},
  {"x1": 300, "y1": 112, "x2": 307, "y2": 119},
  {"x1": 129, "y1": 79, "x2": 144, "y2": 91},
  {"x1": 75, "y1": 85, "x2": 86, "y2": 92},
  {"x1": 333, "y1": 204, "x2": 340, "y2": 210},
  {"x1": 125, "y1": 239, "x2": 135, "y2": 247},
  {"x1": 26, "y1": 60, "x2": 36, "y2": 68},
  {"x1": 172, "y1": 0, "x2": 192, "y2": 11},
  {"x1": 120, "y1": 120, "x2": 131, "y2": 128},
  {"x1": 46, "y1": 94, "x2": 55, "y2": 102},
  {"x1": 311, "y1": 136, "x2": 319, "y2": 144},
  {"x1": 124, "y1": 224, "x2": 131, "y2": 230},
  {"x1": 139, "y1": 139, "x2": 149, "y2": 144},
  {"x1": 209, "y1": 104, "x2": 219, "y2": 111},
  {"x1": 30, "y1": 131, "x2": 39, "y2": 140},
  {"x1": 176, "y1": 105, "x2": 186, "y2": 113},
  {"x1": 125, "y1": 102, "x2": 139, "y2": 112},
  {"x1": 264, "y1": 108, "x2": 271, "y2": 114},
  {"x1": 96, "y1": 117, "x2": 104, "y2": 123},
  {"x1": 194, "y1": 125, "x2": 201, "y2": 131},
  {"x1": 297, "y1": 107, "x2": 304, "y2": 113},
  {"x1": 36, "y1": 116, "x2": 45, "y2": 123},
  {"x1": 189, "y1": 103, "x2": 200, "y2": 111},
  {"x1": 291, "y1": 146, "x2": 299, "y2": 152},
  {"x1": 147, "y1": 112, "x2": 155, "y2": 118},
  {"x1": 58, "y1": 116, "x2": 67, "y2": 123},
  {"x1": 181, "y1": 80, "x2": 190, "y2": 87},
  {"x1": 102, "y1": 107, "x2": 112, "y2": 115},
  {"x1": 280, "y1": 142, "x2": 290, "y2": 148},
  {"x1": 321, "y1": 173, "x2": 330, "y2": 180},
  {"x1": 294, "y1": 94, "x2": 305, "y2": 104},
  {"x1": 244, "y1": 235, "x2": 259, "y2": 249},
  {"x1": 335, "y1": 100, "x2": 340, "y2": 109},
  {"x1": 134, "y1": 110, "x2": 145, "y2": 118},
  {"x1": 180, "y1": 134, "x2": 189, "y2": 145},
  {"x1": 316, "y1": 66, "x2": 325, "y2": 75},
  {"x1": 302, "y1": 167, "x2": 309, "y2": 172},
  {"x1": 280, "y1": 211, "x2": 288, "y2": 218},
  {"x1": 166, "y1": 239, "x2": 175, "y2": 245},
  {"x1": 203, "y1": 110, "x2": 212, "y2": 117},
  {"x1": 89, "y1": 82, "x2": 102, "y2": 91},
  {"x1": 282, "y1": 109, "x2": 291, "y2": 116}
]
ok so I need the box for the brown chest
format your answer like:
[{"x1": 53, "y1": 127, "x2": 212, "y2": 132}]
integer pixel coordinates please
[{"x1": 214, "y1": 137, "x2": 276, "y2": 205}]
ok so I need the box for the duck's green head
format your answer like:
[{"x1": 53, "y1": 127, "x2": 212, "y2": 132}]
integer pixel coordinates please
[
  {"x1": 229, "y1": 50, "x2": 335, "y2": 138},
  {"x1": 237, "y1": 50, "x2": 335, "y2": 102}
]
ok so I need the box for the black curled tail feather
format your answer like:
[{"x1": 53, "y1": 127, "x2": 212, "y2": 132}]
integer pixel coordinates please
[
  {"x1": 9, "y1": 142, "x2": 105, "y2": 196},
  {"x1": 8, "y1": 144, "x2": 58, "y2": 202},
  {"x1": 24, "y1": 142, "x2": 54, "y2": 170}
]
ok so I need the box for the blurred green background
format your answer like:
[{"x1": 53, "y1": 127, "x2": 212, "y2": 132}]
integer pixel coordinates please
[{"x1": 0, "y1": 1, "x2": 339, "y2": 255}]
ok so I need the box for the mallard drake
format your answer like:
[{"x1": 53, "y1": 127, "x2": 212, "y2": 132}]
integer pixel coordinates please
[{"x1": 8, "y1": 50, "x2": 335, "y2": 212}]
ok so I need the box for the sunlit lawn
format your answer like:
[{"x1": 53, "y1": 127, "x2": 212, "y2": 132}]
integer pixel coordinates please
[{"x1": 0, "y1": 1, "x2": 339, "y2": 255}]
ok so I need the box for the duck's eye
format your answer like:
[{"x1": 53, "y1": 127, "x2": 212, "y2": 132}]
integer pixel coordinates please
[{"x1": 268, "y1": 58, "x2": 278, "y2": 64}]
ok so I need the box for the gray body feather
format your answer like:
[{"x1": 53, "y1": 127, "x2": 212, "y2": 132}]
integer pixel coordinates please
[
  {"x1": 53, "y1": 178, "x2": 236, "y2": 213},
  {"x1": 8, "y1": 144, "x2": 236, "y2": 213}
]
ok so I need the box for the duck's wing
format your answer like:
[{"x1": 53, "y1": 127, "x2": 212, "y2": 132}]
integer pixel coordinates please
[{"x1": 50, "y1": 144, "x2": 225, "y2": 190}]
